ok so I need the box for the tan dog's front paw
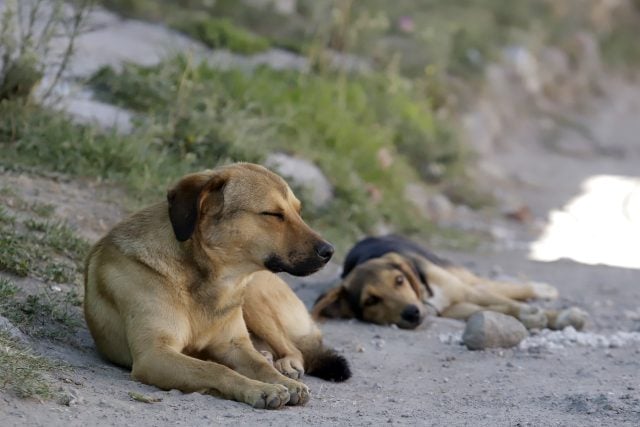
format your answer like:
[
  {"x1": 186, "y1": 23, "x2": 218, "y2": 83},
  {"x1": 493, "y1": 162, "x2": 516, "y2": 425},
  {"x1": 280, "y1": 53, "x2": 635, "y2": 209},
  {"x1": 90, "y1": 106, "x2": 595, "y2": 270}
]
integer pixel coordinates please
[
  {"x1": 274, "y1": 356, "x2": 305, "y2": 379},
  {"x1": 246, "y1": 383, "x2": 290, "y2": 409},
  {"x1": 518, "y1": 306, "x2": 548, "y2": 330},
  {"x1": 278, "y1": 378, "x2": 310, "y2": 406}
]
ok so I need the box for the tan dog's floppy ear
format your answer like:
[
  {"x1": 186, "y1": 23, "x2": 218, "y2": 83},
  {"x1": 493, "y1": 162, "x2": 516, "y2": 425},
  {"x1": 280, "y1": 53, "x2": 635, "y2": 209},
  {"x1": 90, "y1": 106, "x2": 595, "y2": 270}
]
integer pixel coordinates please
[
  {"x1": 312, "y1": 287, "x2": 354, "y2": 320},
  {"x1": 167, "y1": 172, "x2": 228, "y2": 242}
]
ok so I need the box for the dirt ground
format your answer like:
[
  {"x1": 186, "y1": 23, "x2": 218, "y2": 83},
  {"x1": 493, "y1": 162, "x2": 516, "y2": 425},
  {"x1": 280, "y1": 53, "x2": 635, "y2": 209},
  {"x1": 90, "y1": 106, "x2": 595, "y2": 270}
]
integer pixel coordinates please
[{"x1": 2, "y1": 248, "x2": 639, "y2": 426}]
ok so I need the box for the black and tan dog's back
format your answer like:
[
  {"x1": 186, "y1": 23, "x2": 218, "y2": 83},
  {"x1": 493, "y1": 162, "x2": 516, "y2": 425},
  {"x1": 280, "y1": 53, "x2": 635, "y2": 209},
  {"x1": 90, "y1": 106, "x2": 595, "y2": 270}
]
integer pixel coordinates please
[
  {"x1": 313, "y1": 235, "x2": 586, "y2": 331},
  {"x1": 85, "y1": 163, "x2": 349, "y2": 410}
]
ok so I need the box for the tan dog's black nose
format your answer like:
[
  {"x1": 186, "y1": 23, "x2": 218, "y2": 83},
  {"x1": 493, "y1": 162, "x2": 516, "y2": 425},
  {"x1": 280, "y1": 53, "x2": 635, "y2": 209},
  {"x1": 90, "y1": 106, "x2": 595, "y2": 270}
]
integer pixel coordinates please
[{"x1": 316, "y1": 242, "x2": 334, "y2": 262}]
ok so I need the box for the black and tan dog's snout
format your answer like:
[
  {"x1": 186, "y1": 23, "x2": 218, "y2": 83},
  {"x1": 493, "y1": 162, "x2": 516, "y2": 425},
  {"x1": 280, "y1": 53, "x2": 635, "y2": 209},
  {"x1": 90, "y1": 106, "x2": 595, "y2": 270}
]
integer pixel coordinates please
[{"x1": 399, "y1": 304, "x2": 425, "y2": 329}]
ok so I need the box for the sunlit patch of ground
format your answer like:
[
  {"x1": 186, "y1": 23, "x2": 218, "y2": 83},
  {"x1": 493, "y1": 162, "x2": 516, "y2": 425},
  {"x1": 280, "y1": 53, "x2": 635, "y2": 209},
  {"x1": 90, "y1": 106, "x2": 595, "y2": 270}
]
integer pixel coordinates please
[{"x1": 530, "y1": 175, "x2": 640, "y2": 269}]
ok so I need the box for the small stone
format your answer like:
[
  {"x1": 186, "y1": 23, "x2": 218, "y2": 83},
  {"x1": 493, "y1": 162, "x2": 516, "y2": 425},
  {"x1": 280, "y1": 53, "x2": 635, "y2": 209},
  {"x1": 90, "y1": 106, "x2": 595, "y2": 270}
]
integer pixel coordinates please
[
  {"x1": 265, "y1": 153, "x2": 332, "y2": 208},
  {"x1": 462, "y1": 311, "x2": 529, "y2": 350}
]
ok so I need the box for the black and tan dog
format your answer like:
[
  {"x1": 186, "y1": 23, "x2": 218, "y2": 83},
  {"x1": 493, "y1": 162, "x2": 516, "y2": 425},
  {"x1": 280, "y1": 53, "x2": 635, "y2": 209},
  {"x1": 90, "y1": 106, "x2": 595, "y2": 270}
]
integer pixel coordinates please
[
  {"x1": 84, "y1": 163, "x2": 349, "y2": 410},
  {"x1": 313, "y1": 235, "x2": 586, "y2": 330}
]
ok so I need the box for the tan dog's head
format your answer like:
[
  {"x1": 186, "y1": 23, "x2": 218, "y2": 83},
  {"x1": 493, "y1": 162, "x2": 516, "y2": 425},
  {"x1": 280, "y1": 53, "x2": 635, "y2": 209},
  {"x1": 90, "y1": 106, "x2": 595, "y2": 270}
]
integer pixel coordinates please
[
  {"x1": 167, "y1": 163, "x2": 333, "y2": 276},
  {"x1": 312, "y1": 253, "x2": 427, "y2": 329}
]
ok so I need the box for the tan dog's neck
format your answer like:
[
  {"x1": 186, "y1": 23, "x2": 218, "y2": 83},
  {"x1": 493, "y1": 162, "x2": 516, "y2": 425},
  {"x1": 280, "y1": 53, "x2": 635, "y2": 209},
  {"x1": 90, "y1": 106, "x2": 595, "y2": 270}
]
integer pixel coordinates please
[{"x1": 110, "y1": 202, "x2": 260, "y2": 307}]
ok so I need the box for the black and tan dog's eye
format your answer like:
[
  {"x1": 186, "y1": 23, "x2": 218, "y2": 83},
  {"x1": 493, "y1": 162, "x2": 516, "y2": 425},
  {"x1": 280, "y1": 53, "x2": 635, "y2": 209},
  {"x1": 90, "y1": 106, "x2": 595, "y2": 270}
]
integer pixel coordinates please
[
  {"x1": 364, "y1": 295, "x2": 381, "y2": 306},
  {"x1": 394, "y1": 275, "x2": 404, "y2": 287},
  {"x1": 260, "y1": 211, "x2": 285, "y2": 221}
]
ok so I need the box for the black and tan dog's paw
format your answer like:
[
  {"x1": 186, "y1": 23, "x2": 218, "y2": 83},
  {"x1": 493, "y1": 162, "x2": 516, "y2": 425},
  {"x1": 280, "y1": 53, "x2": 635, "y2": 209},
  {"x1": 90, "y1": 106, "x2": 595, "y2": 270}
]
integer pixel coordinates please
[{"x1": 553, "y1": 307, "x2": 588, "y2": 331}]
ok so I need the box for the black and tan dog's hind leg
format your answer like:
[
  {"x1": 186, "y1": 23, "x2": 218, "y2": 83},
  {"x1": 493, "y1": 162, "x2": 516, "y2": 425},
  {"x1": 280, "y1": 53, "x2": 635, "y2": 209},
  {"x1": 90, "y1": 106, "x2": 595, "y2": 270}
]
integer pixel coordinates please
[
  {"x1": 445, "y1": 266, "x2": 560, "y2": 301},
  {"x1": 243, "y1": 272, "x2": 351, "y2": 382},
  {"x1": 447, "y1": 266, "x2": 587, "y2": 330},
  {"x1": 422, "y1": 262, "x2": 587, "y2": 330}
]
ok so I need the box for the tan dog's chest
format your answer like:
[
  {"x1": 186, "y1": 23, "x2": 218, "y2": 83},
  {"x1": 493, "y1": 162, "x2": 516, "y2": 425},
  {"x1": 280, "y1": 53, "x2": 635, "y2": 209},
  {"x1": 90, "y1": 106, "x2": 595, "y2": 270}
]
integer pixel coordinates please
[{"x1": 178, "y1": 277, "x2": 251, "y2": 351}]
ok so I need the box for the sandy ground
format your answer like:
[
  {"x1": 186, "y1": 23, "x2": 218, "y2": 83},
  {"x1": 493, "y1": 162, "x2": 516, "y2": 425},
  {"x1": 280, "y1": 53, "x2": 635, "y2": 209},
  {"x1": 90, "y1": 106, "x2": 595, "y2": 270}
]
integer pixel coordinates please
[{"x1": 1, "y1": 250, "x2": 639, "y2": 427}]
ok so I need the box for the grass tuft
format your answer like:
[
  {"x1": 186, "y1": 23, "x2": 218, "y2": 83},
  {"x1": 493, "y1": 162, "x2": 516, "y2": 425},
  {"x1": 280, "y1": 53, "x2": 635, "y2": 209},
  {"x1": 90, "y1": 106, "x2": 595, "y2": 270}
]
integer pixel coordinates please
[
  {"x1": 172, "y1": 16, "x2": 270, "y2": 54},
  {"x1": 0, "y1": 331, "x2": 57, "y2": 398}
]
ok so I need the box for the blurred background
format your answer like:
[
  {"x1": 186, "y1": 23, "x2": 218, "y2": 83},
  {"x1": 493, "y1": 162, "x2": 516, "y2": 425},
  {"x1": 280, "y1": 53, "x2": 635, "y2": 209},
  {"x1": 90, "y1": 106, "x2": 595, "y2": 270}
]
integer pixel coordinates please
[{"x1": 1, "y1": 0, "x2": 639, "y2": 260}]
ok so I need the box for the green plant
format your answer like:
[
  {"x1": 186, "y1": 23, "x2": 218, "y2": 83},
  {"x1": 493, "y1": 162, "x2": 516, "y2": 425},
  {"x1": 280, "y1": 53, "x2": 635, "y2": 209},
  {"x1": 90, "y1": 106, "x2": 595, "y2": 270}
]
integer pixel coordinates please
[
  {"x1": 88, "y1": 56, "x2": 466, "y2": 249},
  {"x1": 0, "y1": 330, "x2": 59, "y2": 398},
  {"x1": 172, "y1": 16, "x2": 270, "y2": 54},
  {"x1": 0, "y1": 0, "x2": 93, "y2": 101}
]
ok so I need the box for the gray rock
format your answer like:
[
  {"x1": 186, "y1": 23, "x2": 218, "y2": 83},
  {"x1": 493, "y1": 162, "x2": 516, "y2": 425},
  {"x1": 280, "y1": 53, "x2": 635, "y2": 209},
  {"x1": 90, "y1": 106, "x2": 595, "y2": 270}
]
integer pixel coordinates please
[
  {"x1": 265, "y1": 153, "x2": 333, "y2": 207},
  {"x1": 0, "y1": 315, "x2": 28, "y2": 343},
  {"x1": 463, "y1": 311, "x2": 528, "y2": 350}
]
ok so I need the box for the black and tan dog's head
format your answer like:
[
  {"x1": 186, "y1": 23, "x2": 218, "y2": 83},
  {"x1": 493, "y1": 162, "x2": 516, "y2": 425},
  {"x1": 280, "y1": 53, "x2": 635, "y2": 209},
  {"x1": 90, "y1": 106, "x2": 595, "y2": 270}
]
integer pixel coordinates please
[
  {"x1": 312, "y1": 253, "x2": 428, "y2": 329},
  {"x1": 167, "y1": 163, "x2": 333, "y2": 276}
]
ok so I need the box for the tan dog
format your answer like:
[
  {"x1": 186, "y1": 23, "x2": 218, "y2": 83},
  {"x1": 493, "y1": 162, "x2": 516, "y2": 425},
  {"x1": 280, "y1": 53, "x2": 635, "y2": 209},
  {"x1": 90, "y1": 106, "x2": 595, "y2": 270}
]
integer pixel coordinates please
[
  {"x1": 84, "y1": 163, "x2": 347, "y2": 409},
  {"x1": 313, "y1": 235, "x2": 586, "y2": 331}
]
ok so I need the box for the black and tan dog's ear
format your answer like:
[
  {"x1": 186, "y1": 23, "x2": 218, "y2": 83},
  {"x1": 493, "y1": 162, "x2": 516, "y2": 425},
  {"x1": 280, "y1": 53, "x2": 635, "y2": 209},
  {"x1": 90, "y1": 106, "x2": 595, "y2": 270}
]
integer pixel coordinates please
[
  {"x1": 312, "y1": 287, "x2": 354, "y2": 320},
  {"x1": 384, "y1": 253, "x2": 429, "y2": 299},
  {"x1": 167, "y1": 171, "x2": 228, "y2": 242}
]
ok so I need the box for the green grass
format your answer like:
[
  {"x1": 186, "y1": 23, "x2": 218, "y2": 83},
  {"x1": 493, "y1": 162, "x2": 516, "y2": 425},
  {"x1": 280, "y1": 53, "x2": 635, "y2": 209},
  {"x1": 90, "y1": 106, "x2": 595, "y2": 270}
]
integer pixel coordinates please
[
  {"x1": 0, "y1": 190, "x2": 85, "y2": 341},
  {"x1": 88, "y1": 57, "x2": 465, "y2": 248},
  {"x1": 0, "y1": 187, "x2": 88, "y2": 283},
  {"x1": 0, "y1": 330, "x2": 59, "y2": 399},
  {"x1": 0, "y1": 277, "x2": 62, "y2": 399},
  {"x1": 1, "y1": 288, "x2": 82, "y2": 340},
  {"x1": 0, "y1": 219, "x2": 84, "y2": 283},
  {"x1": 172, "y1": 16, "x2": 270, "y2": 54},
  {"x1": 98, "y1": 0, "x2": 640, "y2": 78},
  {"x1": 98, "y1": 0, "x2": 271, "y2": 54},
  {"x1": 2, "y1": 51, "x2": 469, "y2": 252}
]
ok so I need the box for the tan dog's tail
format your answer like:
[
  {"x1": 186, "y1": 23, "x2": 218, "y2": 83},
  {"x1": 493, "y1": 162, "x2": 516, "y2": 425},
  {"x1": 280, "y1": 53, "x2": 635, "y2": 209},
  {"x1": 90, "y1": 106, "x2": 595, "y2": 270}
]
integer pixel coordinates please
[{"x1": 304, "y1": 345, "x2": 351, "y2": 382}]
